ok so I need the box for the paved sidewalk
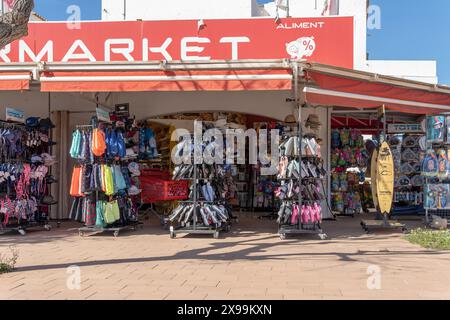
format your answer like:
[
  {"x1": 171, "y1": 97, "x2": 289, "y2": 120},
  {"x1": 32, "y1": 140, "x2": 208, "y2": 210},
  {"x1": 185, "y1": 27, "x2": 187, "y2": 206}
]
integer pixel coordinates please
[{"x1": 0, "y1": 215, "x2": 449, "y2": 300}]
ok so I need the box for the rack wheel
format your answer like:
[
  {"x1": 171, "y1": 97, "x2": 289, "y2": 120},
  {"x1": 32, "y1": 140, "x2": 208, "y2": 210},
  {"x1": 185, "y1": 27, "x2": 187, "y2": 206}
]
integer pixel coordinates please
[
  {"x1": 318, "y1": 233, "x2": 327, "y2": 240},
  {"x1": 170, "y1": 230, "x2": 176, "y2": 239},
  {"x1": 79, "y1": 231, "x2": 84, "y2": 237},
  {"x1": 279, "y1": 233, "x2": 286, "y2": 240},
  {"x1": 44, "y1": 224, "x2": 52, "y2": 231},
  {"x1": 18, "y1": 229, "x2": 26, "y2": 236},
  {"x1": 213, "y1": 231, "x2": 220, "y2": 239},
  {"x1": 113, "y1": 231, "x2": 120, "y2": 238}
]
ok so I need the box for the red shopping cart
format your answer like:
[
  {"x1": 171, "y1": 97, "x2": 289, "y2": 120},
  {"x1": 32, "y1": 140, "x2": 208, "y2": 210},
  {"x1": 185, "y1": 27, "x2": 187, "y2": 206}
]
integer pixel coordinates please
[{"x1": 139, "y1": 169, "x2": 189, "y2": 226}]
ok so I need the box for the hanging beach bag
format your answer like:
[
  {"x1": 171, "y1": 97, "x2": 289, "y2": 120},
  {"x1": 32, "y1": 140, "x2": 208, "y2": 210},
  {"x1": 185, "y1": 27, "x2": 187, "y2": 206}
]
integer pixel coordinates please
[
  {"x1": 117, "y1": 131, "x2": 126, "y2": 158},
  {"x1": 104, "y1": 165, "x2": 115, "y2": 196},
  {"x1": 69, "y1": 130, "x2": 82, "y2": 159},
  {"x1": 109, "y1": 129, "x2": 119, "y2": 157},
  {"x1": 95, "y1": 200, "x2": 106, "y2": 227},
  {"x1": 104, "y1": 200, "x2": 120, "y2": 224},
  {"x1": 92, "y1": 128, "x2": 107, "y2": 157},
  {"x1": 70, "y1": 167, "x2": 82, "y2": 197}
]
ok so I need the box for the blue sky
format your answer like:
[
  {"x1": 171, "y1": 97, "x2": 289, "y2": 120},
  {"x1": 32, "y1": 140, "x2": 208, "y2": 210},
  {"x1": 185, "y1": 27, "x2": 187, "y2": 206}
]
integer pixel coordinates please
[{"x1": 34, "y1": 0, "x2": 449, "y2": 85}]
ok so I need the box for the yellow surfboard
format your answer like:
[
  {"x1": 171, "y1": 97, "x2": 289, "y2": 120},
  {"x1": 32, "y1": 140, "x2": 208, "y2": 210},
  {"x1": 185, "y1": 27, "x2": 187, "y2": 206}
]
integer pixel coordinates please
[
  {"x1": 376, "y1": 142, "x2": 395, "y2": 215},
  {"x1": 370, "y1": 148, "x2": 378, "y2": 209}
]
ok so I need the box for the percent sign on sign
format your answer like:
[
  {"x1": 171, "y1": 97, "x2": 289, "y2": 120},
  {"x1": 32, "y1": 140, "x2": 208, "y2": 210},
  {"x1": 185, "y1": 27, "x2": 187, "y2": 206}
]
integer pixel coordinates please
[{"x1": 303, "y1": 39, "x2": 315, "y2": 50}]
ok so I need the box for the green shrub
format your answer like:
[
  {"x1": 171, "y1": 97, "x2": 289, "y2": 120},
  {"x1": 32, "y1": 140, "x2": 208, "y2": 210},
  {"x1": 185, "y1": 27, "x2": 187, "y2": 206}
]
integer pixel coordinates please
[
  {"x1": 406, "y1": 228, "x2": 450, "y2": 250},
  {"x1": 0, "y1": 247, "x2": 19, "y2": 274}
]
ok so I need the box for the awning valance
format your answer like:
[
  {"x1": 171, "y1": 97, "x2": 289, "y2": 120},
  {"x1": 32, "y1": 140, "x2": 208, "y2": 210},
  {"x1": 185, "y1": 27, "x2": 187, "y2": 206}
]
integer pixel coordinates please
[
  {"x1": 304, "y1": 70, "x2": 450, "y2": 114},
  {"x1": 40, "y1": 69, "x2": 293, "y2": 92},
  {"x1": 0, "y1": 72, "x2": 31, "y2": 90}
]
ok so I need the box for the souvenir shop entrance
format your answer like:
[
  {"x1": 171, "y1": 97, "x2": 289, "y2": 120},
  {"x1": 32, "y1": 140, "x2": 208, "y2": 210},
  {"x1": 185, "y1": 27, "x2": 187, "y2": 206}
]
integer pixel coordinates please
[
  {"x1": 64, "y1": 90, "x2": 333, "y2": 239},
  {"x1": 1, "y1": 60, "x2": 450, "y2": 238}
]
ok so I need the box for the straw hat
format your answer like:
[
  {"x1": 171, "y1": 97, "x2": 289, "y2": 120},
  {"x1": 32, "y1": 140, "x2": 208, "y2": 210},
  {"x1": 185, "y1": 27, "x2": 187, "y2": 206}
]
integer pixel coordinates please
[{"x1": 284, "y1": 114, "x2": 296, "y2": 124}]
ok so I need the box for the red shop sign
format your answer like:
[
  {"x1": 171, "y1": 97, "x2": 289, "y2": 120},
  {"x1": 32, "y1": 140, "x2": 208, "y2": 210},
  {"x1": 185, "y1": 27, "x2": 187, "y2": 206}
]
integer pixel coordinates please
[{"x1": 1, "y1": 17, "x2": 354, "y2": 68}]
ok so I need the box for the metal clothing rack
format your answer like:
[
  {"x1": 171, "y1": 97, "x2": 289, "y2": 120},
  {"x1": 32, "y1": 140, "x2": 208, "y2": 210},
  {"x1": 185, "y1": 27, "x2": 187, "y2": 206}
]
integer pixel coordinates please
[
  {"x1": 170, "y1": 162, "x2": 232, "y2": 239},
  {"x1": 169, "y1": 131, "x2": 232, "y2": 239},
  {"x1": 278, "y1": 102, "x2": 327, "y2": 240},
  {"x1": 74, "y1": 121, "x2": 142, "y2": 238},
  {"x1": 0, "y1": 120, "x2": 53, "y2": 236}
]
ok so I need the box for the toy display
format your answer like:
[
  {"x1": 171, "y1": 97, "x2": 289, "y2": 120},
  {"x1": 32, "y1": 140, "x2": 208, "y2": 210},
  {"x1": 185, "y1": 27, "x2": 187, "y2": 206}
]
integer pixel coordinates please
[
  {"x1": 330, "y1": 129, "x2": 369, "y2": 216},
  {"x1": 423, "y1": 115, "x2": 450, "y2": 215},
  {"x1": 426, "y1": 116, "x2": 445, "y2": 143},
  {"x1": 388, "y1": 133, "x2": 425, "y2": 207}
]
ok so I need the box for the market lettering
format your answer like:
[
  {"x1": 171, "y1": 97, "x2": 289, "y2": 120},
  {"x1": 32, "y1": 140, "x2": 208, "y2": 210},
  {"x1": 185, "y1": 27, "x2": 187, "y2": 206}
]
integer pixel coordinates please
[
  {"x1": 19, "y1": 40, "x2": 54, "y2": 62},
  {"x1": 0, "y1": 44, "x2": 11, "y2": 62},
  {"x1": 2, "y1": 36, "x2": 252, "y2": 63},
  {"x1": 277, "y1": 21, "x2": 325, "y2": 29},
  {"x1": 220, "y1": 37, "x2": 250, "y2": 60},
  {"x1": 62, "y1": 40, "x2": 96, "y2": 62},
  {"x1": 105, "y1": 38, "x2": 135, "y2": 62},
  {"x1": 181, "y1": 37, "x2": 211, "y2": 61},
  {"x1": 143, "y1": 38, "x2": 173, "y2": 61}
]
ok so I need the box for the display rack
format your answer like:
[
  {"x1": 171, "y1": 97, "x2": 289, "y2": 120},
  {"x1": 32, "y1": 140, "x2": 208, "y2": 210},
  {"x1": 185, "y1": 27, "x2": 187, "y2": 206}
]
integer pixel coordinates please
[
  {"x1": 169, "y1": 161, "x2": 232, "y2": 239},
  {"x1": 72, "y1": 119, "x2": 142, "y2": 237},
  {"x1": 388, "y1": 132, "x2": 425, "y2": 217},
  {"x1": 423, "y1": 139, "x2": 450, "y2": 224},
  {"x1": 78, "y1": 221, "x2": 142, "y2": 238},
  {"x1": 330, "y1": 128, "x2": 369, "y2": 218},
  {"x1": 277, "y1": 111, "x2": 327, "y2": 240},
  {"x1": 0, "y1": 120, "x2": 53, "y2": 236}
]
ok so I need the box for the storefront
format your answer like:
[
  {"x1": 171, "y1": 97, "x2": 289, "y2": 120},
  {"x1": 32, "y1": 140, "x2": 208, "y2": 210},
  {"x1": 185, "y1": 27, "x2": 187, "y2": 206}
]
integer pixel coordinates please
[{"x1": 0, "y1": 18, "x2": 450, "y2": 237}]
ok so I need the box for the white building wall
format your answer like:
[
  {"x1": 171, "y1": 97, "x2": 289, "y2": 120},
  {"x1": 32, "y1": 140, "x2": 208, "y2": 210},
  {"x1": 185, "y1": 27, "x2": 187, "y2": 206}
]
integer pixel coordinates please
[
  {"x1": 102, "y1": 0, "x2": 253, "y2": 21},
  {"x1": 101, "y1": 0, "x2": 438, "y2": 83},
  {"x1": 365, "y1": 60, "x2": 438, "y2": 84}
]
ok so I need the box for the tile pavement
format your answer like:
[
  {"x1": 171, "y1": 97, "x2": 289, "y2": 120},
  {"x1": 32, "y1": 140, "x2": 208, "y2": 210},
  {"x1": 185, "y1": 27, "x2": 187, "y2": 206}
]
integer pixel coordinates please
[{"x1": 0, "y1": 214, "x2": 449, "y2": 300}]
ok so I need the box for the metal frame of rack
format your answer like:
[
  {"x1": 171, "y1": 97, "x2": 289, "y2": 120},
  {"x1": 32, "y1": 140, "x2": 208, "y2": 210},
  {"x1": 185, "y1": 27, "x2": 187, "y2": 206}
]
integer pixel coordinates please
[
  {"x1": 169, "y1": 160, "x2": 231, "y2": 239},
  {"x1": 0, "y1": 120, "x2": 54, "y2": 236},
  {"x1": 169, "y1": 129, "x2": 232, "y2": 239},
  {"x1": 74, "y1": 120, "x2": 142, "y2": 238},
  {"x1": 278, "y1": 100, "x2": 327, "y2": 240}
]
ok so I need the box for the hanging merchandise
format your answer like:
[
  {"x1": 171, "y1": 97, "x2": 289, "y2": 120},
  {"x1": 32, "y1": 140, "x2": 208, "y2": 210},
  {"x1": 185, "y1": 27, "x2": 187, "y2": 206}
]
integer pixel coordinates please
[
  {"x1": 168, "y1": 131, "x2": 234, "y2": 239},
  {"x1": 330, "y1": 128, "x2": 370, "y2": 216},
  {"x1": 92, "y1": 128, "x2": 107, "y2": 157},
  {"x1": 276, "y1": 130, "x2": 327, "y2": 240},
  {"x1": 139, "y1": 127, "x2": 159, "y2": 159},
  {"x1": 423, "y1": 115, "x2": 450, "y2": 223},
  {"x1": 69, "y1": 116, "x2": 141, "y2": 237},
  {"x1": 0, "y1": 118, "x2": 56, "y2": 235},
  {"x1": 426, "y1": 116, "x2": 445, "y2": 143}
]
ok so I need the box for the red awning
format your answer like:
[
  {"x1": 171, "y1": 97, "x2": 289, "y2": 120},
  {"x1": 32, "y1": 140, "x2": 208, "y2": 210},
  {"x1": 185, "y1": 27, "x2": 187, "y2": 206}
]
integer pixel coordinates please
[
  {"x1": 0, "y1": 72, "x2": 31, "y2": 90},
  {"x1": 40, "y1": 69, "x2": 293, "y2": 92},
  {"x1": 304, "y1": 70, "x2": 450, "y2": 114}
]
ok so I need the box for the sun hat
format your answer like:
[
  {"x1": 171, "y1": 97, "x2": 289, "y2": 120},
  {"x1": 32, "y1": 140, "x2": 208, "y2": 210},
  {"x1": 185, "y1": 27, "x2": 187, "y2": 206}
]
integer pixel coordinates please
[{"x1": 284, "y1": 114, "x2": 296, "y2": 124}]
